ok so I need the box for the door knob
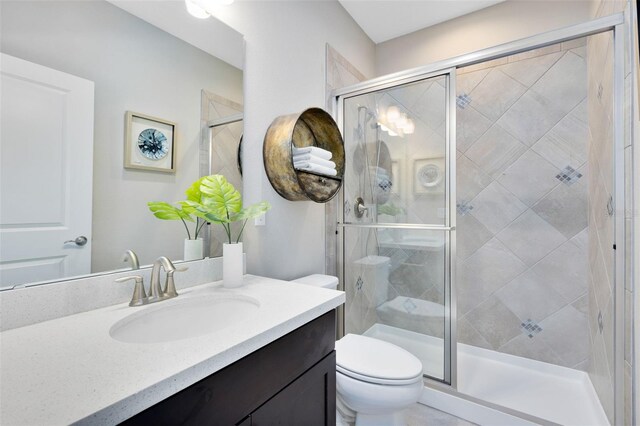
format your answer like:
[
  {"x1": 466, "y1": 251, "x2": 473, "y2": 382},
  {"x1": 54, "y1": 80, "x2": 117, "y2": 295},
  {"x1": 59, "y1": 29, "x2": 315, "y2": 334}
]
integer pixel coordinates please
[{"x1": 64, "y1": 236, "x2": 88, "y2": 246}]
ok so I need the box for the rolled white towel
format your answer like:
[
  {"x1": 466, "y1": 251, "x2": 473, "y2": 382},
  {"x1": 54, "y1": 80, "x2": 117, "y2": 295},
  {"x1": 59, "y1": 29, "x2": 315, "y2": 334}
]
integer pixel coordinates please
[
  {"x1": 292, "y1": 146, "x2": 332, "y2": 160},
  {"x1": 294, "y1": 163, "x2": 338, "y2": 177},
  {"x1": 292, "y1": 154, "x2": 336, "y2": 169}
]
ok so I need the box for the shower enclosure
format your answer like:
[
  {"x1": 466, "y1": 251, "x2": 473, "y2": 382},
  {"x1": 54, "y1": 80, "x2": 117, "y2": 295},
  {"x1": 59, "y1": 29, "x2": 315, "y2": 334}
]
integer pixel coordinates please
[{"x1": 332, "y1": 14, "x2": 628, "y2": 426}]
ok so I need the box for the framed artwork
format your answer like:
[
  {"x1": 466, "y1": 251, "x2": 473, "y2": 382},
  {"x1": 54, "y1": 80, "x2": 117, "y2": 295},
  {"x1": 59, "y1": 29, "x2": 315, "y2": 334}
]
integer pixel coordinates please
[
  {"x1": 124, "y1": 111, "x2": 176, "y2": 173},
  {"x1": 413, "y1": 157, "x2": 445, "y2": 195}
]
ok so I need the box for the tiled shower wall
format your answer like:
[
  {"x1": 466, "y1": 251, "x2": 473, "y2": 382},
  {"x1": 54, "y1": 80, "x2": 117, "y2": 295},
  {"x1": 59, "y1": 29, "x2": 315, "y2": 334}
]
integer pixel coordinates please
[
  {"x1": 587, "y1": 1, "x2": 635, "y2": 424},
  {"x1": 586, "y1": 28, "x2": 616, "y2": 425},
  {"x1": 200, "y1": 90, "x2": 243, "y2": 257},
  {"x1": 456, "y1": 41, "x2": 592, "y2": 370}
]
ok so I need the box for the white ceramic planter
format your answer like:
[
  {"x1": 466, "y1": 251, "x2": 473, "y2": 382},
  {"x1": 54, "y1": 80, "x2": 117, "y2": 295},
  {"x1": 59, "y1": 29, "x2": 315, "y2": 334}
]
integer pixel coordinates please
[
  {"x1": 223, "y1": 242, "x2": 243, "y2": 288},
  {"x1": 184, "y1": 238, "x2": 203, "y2": 261}
]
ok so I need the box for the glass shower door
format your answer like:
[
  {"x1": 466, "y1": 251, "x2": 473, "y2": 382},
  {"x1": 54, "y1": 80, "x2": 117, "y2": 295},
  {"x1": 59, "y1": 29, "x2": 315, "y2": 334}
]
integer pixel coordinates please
[{"x1": 338, "y1": 71, "x2": 455, "y2": 383}]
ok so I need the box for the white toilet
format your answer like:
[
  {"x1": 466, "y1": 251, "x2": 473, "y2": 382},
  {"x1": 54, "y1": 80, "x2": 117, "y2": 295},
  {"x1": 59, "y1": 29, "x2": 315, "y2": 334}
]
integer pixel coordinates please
[{"x1": 291, "y1": 274, "x2": 424, "y2": 426}]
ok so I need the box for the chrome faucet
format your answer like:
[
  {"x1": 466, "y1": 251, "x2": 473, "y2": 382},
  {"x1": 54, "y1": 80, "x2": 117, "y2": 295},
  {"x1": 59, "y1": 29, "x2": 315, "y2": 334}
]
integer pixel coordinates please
[
  {"x1": 149, "y1": 256, "x2": 176, "y2": 302},
  {"x1": 115, "y1": 256, "x2": 187, "y2": 307},
  {"x1": 123, "y1": 249, "x2": 140, "y2": 270}
]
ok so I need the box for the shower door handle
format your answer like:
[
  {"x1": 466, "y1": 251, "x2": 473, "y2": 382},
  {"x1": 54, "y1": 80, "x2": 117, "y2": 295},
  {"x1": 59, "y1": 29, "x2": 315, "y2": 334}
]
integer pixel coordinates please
[{"x1": 354, "y1": 197, "x2": 369, "y2": 218}]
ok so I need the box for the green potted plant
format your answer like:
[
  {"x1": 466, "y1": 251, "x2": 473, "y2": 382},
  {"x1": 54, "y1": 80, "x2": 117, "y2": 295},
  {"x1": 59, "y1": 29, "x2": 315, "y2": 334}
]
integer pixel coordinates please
[
  {"x1": 148, "y1": 175, "x2": 270, "y2": 287},
  {"x1": 147, "y1": 178, "x2": 210, "y2": 261}
]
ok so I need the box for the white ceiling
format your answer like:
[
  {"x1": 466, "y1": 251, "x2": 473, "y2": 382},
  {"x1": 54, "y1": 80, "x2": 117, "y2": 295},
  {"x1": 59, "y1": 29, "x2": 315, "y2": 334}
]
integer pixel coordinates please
[
  {"x1": 339, "y1": 0, "x2": 506, "y2": 44},
  {"x1": 108, "y1": 0, "x2": 508, "y2": 68},
  {"x1": 107, "y1": 1, "x2": 244, "y2": 69}
]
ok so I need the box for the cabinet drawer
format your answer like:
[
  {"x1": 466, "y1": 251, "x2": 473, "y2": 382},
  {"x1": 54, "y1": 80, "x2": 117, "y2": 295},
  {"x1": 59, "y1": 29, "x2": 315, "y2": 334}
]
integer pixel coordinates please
[{"x1": 250, "y1": 351, "x2": 336, "y2": 426}]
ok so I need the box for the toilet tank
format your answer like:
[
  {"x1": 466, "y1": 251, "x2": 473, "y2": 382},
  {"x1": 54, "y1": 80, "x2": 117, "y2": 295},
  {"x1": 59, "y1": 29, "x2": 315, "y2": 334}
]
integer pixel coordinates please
[
  {"x1": 291, "y1": 274, "x2": 339, "y2": 290},
  {"x1": 353, "y1": 256, "x2": 390, "y2": 307}
]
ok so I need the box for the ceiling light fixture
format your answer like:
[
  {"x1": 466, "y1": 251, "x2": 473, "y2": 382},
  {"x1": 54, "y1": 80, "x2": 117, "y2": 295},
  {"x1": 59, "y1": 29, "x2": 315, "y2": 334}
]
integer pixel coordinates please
[{"x1": 185, "y1": 0, "x2": 234, "y2": 19}]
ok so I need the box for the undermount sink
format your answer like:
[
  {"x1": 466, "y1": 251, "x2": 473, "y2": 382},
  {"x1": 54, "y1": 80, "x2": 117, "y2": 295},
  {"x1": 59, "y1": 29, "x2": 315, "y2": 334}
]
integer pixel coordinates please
[{"x1": 110, "y1": 294, "x2": 260, "y2": 344}]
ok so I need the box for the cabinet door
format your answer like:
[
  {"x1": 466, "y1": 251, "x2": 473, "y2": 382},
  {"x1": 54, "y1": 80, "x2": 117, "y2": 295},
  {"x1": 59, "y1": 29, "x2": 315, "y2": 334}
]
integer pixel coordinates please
[{"x1": 250, "y1": 352, "x2": 336, "y2": 426}]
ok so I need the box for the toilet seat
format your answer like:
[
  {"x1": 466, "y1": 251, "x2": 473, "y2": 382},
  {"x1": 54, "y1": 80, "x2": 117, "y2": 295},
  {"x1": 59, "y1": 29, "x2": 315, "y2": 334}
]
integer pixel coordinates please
[{"x1": 336, "y1": 334, "x2": 423, "y2": 386}]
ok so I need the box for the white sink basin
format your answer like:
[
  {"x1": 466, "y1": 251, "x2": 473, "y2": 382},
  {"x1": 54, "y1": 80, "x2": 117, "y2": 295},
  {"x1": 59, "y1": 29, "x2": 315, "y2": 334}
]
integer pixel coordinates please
[{"x1": 110, "y1": 294, "x2": 260, "y2": 344}]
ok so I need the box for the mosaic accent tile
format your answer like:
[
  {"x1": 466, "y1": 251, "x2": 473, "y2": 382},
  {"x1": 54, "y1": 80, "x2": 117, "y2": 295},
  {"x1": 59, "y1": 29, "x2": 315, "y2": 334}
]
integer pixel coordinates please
[
  {"x1": 456, "y1": 94, "x2": 472, "y2": 109},
  {"x1": 356, "y1": 276, "x2": 363, "y2": 291},
  {"x1": 378, "y1": 177, "x2": 392, "y2": 193},
  {"x1": 597, "y1": 83, "x2": 603, "y2": 101},
  {"x1": 556, "y1": 165, "x2": 583, "y2": 185},
  {"x1": 598, "y1": 311, "x2": 604, "y2": 334},
  {"x1": 521, "y1": 319, "x2": 543, "y2": 338},
  {"x1": 402, "y1": 297, "x2": 418, "y2": 314},
  {"x1": 456, "y1": 202, "x2": 474, "y2": 216}
]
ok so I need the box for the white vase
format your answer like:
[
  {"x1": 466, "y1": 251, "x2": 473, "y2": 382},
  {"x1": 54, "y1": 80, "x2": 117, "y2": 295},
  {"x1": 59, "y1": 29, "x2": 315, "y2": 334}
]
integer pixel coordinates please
[
  {"x1": 184, "y1": 238, "x2": 203, "y2": 261},
  {"x1": 223, "y1": 242, "x2": 243, "y2": 288}
]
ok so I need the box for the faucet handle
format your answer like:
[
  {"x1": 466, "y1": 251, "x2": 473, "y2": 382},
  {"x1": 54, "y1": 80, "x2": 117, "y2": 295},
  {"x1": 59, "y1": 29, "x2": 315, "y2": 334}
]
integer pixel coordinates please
[
  {"x1": 164, "y1": 266, "x2": 188, "y2": 298},
  {"x1": 116, "y1": 275, "x2": 147, "y2": 307}
]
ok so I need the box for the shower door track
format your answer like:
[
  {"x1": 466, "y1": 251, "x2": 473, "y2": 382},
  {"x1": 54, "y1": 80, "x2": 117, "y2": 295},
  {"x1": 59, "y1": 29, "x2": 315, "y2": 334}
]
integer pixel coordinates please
[
  {"x1": 331, "y1": 10, "x2": 628, "y2": 425},
  {"x1": 340, "y1": 223, "x2": 454, "y2": 230}
]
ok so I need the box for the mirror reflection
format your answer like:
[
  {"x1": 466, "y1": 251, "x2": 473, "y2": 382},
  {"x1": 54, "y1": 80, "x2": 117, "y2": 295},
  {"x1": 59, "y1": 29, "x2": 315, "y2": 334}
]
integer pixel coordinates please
[{"x1": 0, "y1": 0, "x2": 244, "y2": 290}]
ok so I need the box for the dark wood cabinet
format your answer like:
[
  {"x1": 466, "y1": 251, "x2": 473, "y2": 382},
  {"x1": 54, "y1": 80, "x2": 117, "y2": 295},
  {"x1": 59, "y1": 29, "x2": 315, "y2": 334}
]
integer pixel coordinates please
[
  {"x1": 249, "y1": 352, "x2": 335, "y2": 426},
  {"x1": 122, "y1": 310, "x2": 336, "y2": 426}
]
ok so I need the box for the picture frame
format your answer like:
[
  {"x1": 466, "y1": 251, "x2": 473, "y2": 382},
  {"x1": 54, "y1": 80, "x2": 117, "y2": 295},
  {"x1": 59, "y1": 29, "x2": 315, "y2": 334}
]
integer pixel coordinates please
[
  {"x1": 413, "y1": 157, "x2": 445, "y2": 195},
  {"x1": 124, "y1": 111, "x2": 176, "y2": 173}
]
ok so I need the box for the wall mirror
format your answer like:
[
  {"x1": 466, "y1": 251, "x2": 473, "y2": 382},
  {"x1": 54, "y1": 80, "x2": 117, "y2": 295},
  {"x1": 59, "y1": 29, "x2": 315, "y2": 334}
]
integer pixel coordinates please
[{"x1": 0, "y1": 0, "x2": 244, "y2": 290}]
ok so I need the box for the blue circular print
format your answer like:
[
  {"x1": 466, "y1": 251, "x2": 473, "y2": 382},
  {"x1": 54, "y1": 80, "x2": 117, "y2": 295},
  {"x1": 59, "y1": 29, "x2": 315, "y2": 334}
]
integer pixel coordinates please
[{"x1": 137, "y1": 128, "x2": 168, "y2": 160}]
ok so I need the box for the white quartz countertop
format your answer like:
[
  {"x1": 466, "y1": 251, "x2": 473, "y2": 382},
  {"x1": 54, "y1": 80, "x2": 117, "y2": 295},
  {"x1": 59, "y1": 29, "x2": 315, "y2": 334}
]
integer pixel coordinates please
[{"x1": 0, "y1": 275, "x2": 345, "y2": 425}]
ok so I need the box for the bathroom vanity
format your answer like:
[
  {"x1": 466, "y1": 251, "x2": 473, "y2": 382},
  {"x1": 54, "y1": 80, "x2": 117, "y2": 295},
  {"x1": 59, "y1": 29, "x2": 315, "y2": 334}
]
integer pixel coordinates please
[
  {"x1": 0, "y1": 275, "x2": 344, "y2": 425},
  {"x1": 125, "y1": 311, "x2": 336, "y2": 425}
]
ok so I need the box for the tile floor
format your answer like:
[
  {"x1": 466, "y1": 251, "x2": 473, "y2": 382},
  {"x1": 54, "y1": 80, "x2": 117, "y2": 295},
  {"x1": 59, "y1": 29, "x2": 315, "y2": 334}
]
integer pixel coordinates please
[
  {"x1": 337, "y1": 403, "x2": 476, "y2": 426},
  {"x1": 402, "y1": 403, "x2": 478, "y2": 426}
]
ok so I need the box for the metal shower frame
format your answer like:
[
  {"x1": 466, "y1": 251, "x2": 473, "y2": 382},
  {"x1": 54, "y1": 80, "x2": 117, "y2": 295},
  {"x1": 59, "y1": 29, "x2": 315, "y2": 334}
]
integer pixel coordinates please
[{"x1": 330, "y1": 12, "x2": 628, "y2": 424}]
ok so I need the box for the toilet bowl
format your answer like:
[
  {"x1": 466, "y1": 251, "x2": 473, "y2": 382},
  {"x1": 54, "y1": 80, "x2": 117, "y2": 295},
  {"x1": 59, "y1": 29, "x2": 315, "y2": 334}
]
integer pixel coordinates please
[
  {"x1": 291, "y1": 275, "x2": 424, "y2": 426},
  {"x1": 336, "y1": 334, "x2": 423, "y2": 425}
]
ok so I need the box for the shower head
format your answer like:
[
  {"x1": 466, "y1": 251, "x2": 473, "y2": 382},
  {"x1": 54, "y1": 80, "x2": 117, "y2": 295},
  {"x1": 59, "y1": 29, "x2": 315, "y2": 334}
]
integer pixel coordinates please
[{"x1": 358, "y1": 105, "x2": 376, "y2": 124}]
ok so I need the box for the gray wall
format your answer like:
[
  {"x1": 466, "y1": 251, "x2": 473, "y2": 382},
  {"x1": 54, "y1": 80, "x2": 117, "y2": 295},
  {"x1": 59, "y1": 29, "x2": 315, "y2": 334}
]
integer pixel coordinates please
[
  {"x1": 212, "y1": 1, "x2": 376, "y2": 280},
  {"x1": 1, "y1": 1, "x2": 243, "y2": 272},
  {"x1": 375, "y1": 0, "x2": 593, "y2": 76}
]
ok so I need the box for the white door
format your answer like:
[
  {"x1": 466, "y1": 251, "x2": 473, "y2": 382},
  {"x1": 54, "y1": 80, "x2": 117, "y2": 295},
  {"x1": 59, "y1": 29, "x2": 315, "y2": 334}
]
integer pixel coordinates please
[{"x1": 0, "y1": 53, "x2": 94, "y2": 289}]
